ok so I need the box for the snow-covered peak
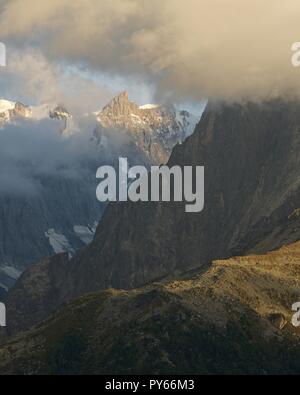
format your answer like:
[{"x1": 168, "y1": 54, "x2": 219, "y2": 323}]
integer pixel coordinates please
[
  {"x1": 0, "y1": 98, "x2": 74, "y2": 137},
  {"x1": 94, "y1": 92, "x2": 202, "y2": 164},
  {"x1": 0, "y1": 99, "x2": 32, "y2": 124},
  {"x1": 50, "y1": 105, "x2": 72, "y2": 121},
  {"x1": 30, "y1": 103, "x2": 71, "y2": 121},
  {"x1": 0, "y1": 99, "x2": 16, "y2": 113}
]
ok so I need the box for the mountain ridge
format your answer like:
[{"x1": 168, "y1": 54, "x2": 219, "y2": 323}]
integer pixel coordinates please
[
  {"x1": 5, "y1": 98, "x2": 300, "y2": 335},
  {"x1": 1, "y1": 240, "x2": 300, "y2": 374}
]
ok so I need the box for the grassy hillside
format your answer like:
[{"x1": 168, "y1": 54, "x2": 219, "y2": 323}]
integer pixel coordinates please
[{"x1": 1, "y1": 242, "x2": 300, "y2": 375}]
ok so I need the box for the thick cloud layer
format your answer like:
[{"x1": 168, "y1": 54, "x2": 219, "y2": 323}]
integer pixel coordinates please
[
  {"x1": 0, "y1": 117, "x2": 99, "y2": 196},
  {"x1": 0, "y1": 0, "x2": 299, "y2": 101},
  {"x1": 0, "y1": 48, "x2": 113, "y2": 113}
]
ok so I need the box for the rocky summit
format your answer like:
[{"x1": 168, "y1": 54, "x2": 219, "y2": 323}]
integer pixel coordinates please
[{"x1": 94, "y1": 91, "x2": 200, "y2": 164}]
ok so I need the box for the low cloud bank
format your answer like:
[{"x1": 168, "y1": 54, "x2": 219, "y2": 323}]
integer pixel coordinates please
[{"x1": 0, "y1": 117, "x2": 99, "y2": 196}]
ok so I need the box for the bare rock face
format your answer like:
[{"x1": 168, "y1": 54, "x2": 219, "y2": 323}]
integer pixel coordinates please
[
  {"x1": 66, "y1": 99, "x2": 300, "y2": 296},
  {"x1": 6, "y1": 99, "x2": 300, "y2": 335},
  {"x1": 98, "y1": 92, "x2": 137, "y2": 125},
  {"x1": 49, "y1": 105, "x2": 71, "y2": 121}
]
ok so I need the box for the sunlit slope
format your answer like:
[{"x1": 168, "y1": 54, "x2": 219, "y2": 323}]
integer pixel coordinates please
[{"x1": 1, "y1": 242, "x2": 300, "y2": 375}]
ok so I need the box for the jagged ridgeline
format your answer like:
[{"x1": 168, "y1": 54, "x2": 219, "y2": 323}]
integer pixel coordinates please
[{"x1": 5, "y1": 99, "x2": 300, "y2": 337}]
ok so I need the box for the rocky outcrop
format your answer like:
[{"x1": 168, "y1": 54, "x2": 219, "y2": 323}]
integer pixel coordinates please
[
  {"x1": 6, "y1": 99, "x2": 300, "y2": 335},
  {"x1": 49, "y1": 105, "x2": 72, "y2": 134},
  {"x1": 95, "y1": 91, "x2": 200, "y2": 164},
  {"x1": 1, "y1": 242, "x2": 300, "y2": 375},
  {"x1": 49, "y1": 105, "x2": 71, "y2": 121}
]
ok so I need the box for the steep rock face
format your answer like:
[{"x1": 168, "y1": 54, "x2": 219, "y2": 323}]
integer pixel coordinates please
[
  {"x1": 6, "y1": 99, "x2": 300, "y2": 334},
  {"x1": 66, "y1": 100, "x2": 300, "y2": 294},
  {"x1": 2, "y1": 242, "x2": 300, "y2": 375}
]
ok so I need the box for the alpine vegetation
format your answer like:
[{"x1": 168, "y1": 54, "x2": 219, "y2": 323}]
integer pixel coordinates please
[{"x1": 96, "y1": 158, "x2": 205, "y2": 213}]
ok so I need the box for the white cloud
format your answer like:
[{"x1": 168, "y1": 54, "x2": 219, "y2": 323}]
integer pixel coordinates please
[{"x1": 0, "y1": 0, "x2": 300, "y2": 100}]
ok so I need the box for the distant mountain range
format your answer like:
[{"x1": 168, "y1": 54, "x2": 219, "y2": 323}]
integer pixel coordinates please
[
  {"x1": 0, "y1": 93, "x2": 200, "y2": 295},
  {"x1": 0, "y1": 99, "x2": 70, "y2": 125}
]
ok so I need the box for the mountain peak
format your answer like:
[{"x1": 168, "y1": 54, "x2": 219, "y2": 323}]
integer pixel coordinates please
[
  {"x1": 0, "y1": 99, "x2": 15, "y2": 113},
  {"x1": 95, "y1": 92, "x2": 200, "y2": 163},
  {"x1": 104, "y1": 91, "x2": 130, "y2": 108},
  {"x1": 100, "y1": 91, "x2": 138, "y2": 119},
  {"x1": 49, "y1": 105, "x2": 71, "y2": 121},
  {"x1": 117, "y1": 91, "x2": 129, "y2": 101},
  {"x1": 0, "y1": 99, "x2": 31, "y2": 123}
]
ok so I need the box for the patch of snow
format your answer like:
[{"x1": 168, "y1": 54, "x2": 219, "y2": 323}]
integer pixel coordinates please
[
  {"x1": 139, "y1": 104, "x2": 159, "y2": 110},
  {"x1": 0, "y1": 265, "x2": 21, "y2": 280},
  {"x1": 53, "y1": 110, "x2": 70, "y2": 119},
  {"x1": 45, "y1": 229, "x2": 74, "y2": 255},
  {"x1": 0, "y1": 99, "x2": 15, "y2": 113},
  {"x1": 73, "y1": 225, "x2": 95, "y2": 245},
  {"x1": 176, "y1": 110, "x2": 200, "y2": 140}
]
